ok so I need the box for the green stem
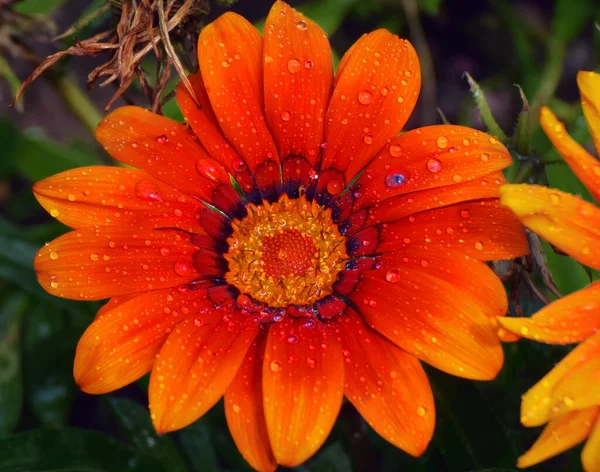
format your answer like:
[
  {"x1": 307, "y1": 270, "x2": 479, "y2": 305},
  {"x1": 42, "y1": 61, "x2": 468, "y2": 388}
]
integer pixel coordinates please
[
  {"x1": 528, "y1": 36, "x2": 565, "y2": 133},
  {"x1": 50, "y1": 73, "x2": 104, "y2": 136}
]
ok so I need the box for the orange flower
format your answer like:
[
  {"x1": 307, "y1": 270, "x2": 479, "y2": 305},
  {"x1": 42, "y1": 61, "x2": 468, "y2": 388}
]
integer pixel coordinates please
[
  {"x1": 499, "y1": 71, "x2": 600, "y2": 472},
  {"x1": 33, "y1": 2, "x2": 527, "y2": 470}
]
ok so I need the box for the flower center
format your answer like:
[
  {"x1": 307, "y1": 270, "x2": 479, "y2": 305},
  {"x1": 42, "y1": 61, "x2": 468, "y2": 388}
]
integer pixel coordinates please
[{"x1": 224, "y1": 194, "x2": 347, "y2": 308}]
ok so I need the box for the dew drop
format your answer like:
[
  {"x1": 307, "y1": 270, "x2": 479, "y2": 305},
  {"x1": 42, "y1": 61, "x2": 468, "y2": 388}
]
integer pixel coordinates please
[
  {"x1": 460, "y1": 209, "x2": 470, "y2": 219},
  {"x1": 287, "y1": 59, "x2": 302, "y2": 74},
  {"x1": 196, "y1": 158, "x2": 222, "y2": 182},
  {"x1": 135, "y1": 180, "x2": 163, "y2": 202},
  {"x1": 270, "y1": 360, "x2": 282, "y2": 372},
  {"x1": 193, "y1": 318, "x2": 204, "y2": 327},
  {"x1": 174, "y1": 259, "x2": 193, "y2": 276},
  {"x1": 89, "y1": 253, "x2": 99, "y2": 262},
  {"x1": 385, "y1": 270, "x2": 400, "y2": 283},
  {"x1": 264, "y1": 55, "x2": 274, "y2": 64},
  {"x1": 295, "y1": 20, "x2": 307, "y2": 31},
  {"x1": 357, "y1": 90, "x2": 373, "y2": 105},
  {"x1": 436, "y1": 136, "x2": 449, "y2": 149},
  {"x1": 286, "y1": 335, "x2": 298, "y2": 344},
  {"x1": 480, "y1": 153, "x2": 490, "y2": 162},
  {"x1": 452, "y1": 174, "x2": 463, "y2": 183},
  {"x1": 389, "y1": 370, "x2": 398, "y2": 379},
  {"x1": 280, "y1": 110, "x2": 291, "y2": 121},
  {"x1": 232, "y1": 404, "x2": 241, "y2": 413},
  {"x1": 474, "y1": 241, "x2": 484, "y2": 251},
  {"x1": 396, "y1": 96, "x2": 404, "y2": 104},
  {"x1": 50, "y1": 208, "x2": 60, "y2": 217},
  {"x1": 49, "y1": 251, "x2": 59, "y2": 260},
  {"x1": 237, "y1": 294, "x2": 252, "y2": 307},
  {"x1": 160, "y1": 247, "x2": 170, "y2": 256},
  {"x1": 308, "y1": 169, "x2": 319, "y2": 180},
  {"x1": 417, "y1": 406, "x2": 427, "y2": 417},
  {"x1": 156, "y1": 134, "x2": 169, "y2": 144},
  {"x1": 389, "y1": 144, "x2": 403, "y2": 157},
  {"x1": 327, "y1": 179, "x2": 342, "y2": 195},
  {"x1": 304, "y1": 60, "x2": 313, "y2": 69},
  {"x1": 385, "y1": 170, "x2": 409, "y2": 188},
  {"x1": 363, "y1": 134, "x2": 373, "y2": 144},
  {"x1": 306, "y1": 357, "x2": 316, "y2": 368},
  {"x1": 67, "y1": 193, "x2": 76, "y2": 202},
  {"x1": 232, "y1": 158, "x2": 247, "y2": 172},
  {"x1": 50, "y1": 280, "x2": 59, "y2": 289},
  {"x1": 426, "y1": 158, "x2": 442, "y2": 173}
]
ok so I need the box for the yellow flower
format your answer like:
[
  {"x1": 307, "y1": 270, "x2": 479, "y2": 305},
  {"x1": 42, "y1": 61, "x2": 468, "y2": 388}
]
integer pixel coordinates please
[{"x1": 499, "y1": 71, "x2": 600, "y2": 472}]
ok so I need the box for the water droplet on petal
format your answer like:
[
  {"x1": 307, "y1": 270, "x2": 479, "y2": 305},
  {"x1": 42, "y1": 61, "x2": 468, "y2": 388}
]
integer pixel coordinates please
[
  {"x1": 264, "y1": 55, "x2": 274, "y2": 64},
  {"x1": 50, "y1": 280, "x2": 59, "y2": 289},
  {"x1": 386, "y1": 270, "x2": 399, "y2": 283},
  {"x1": 327, "y1": 179, "x2": 342, "y2": 195},
  {"x1": 49, "y1": 251, "x2": 59, "y2": 260},
  {"x1": 287, "y1": 59, "x2": 302, "y2": 74},
  {"x1": 174, "y1": 259, "x2": 193, "y2": 276},
  {"x1": 389, "y1": 144, "x2": 403, "y2": 157},
  {"x1": 417, "y1": 406, "x2": 427, "y2": 417},
  {"x1": 286, "y1": 335, "x2": 298, "y2": 344},
  {"x1": 135, "y1": 180, "x2": 163, "y2": 202},
  {"x1": 270, "y1": 360, "x2": 282, "y2": 372},
  {"x1": 196, "y1": 158, "x2": 222, "y2": 182},
  {"x1": 358, "y1": 90, "x2": 373, "y2": 105},
  {"x1": 295, "y1": 20, "x2": 307, "y2": 31},
  {"x1": 156, "y1": 134, "x2": 169, "y2": 144},
  {"x1": 90, "y1": 253, "x2": 99, "y2": 262},
  {"x1": 385, "y1": 170, "x2": 409, "y2": 188},
  {"x1": 304, "y1": 60, "x2": 313, "y2": 69},
  {"x1": 363, "y1": 134, "x2": 373, "y2": 144},
  {"x1": 160, "y1": 247, "x2": 170, "y2": 256},
  {"x1": 232, "y1": 158, "x2": 247, "y2": 172},
  {"x1": 426, "y1": 158, "x2": 442, "y2": 173},
  {"x1": 67, "y1": 193, "x2": 76, "y2": 202},
  {"x1": 389, "y1": 370, "x2": 398, "y2": 379},
  {"x1": 474, "y1": 241, "x2": 484, "y2": 251},
  {"x1": 436, "y1": 136, "x2": 449, "y2": 149},
  {"x1": 460, "y1": 209, "x2": 470, "y2": 219},
  {"x1": 281, "y1": 111, "x2": 291, "y2": 121},
  {"x1": 480, "y1": 153, "x2": 490, "y2": 162},
  {"x1": 306, "y1": 357, "x2": 316, "y2": 368},
  {"x1": 232, "y1": 404, "x2": 241, "y2": 413}
]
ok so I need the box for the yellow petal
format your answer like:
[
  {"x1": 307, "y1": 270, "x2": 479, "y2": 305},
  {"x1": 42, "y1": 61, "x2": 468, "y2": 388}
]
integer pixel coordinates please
[
  {"x1": 497, "y1": 281, "x2": 600, "y2": 345},
  {"x1": 517, "y1": 407, "x2": 599, "y2": 469},
  {"x1": 519, "y1": 332, "x2": 600, "y2": 427},
  {"x1": 582, "y1": 415, "x2": 600, "y2": 472},
  {"x1": 500, "y1": 184, "x2": 600, "y2": 270},
  {"x1": 549, "y1": 356, "x2": 600, "y2": 419},
  {"x1": 578, "y1": 71, "x2": 600, "y2": 159},
  {"x1": 539, "y1": 106, "x2": 600, "y2": 202}
]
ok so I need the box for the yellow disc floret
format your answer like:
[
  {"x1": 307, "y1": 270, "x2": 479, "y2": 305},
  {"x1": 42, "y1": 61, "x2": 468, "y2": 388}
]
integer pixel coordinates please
[{"x1": 224, "y1": 194, "x2": 348, "y2": 307}]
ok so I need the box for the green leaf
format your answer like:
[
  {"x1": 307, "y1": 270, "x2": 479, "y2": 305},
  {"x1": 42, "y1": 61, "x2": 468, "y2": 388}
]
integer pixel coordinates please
[
  {"x1": 299, "y1": 0, "x2": 358, "y2": 36},
  {"x1": 311, "y1": 441, "x2": 352, "y2": 472},
  {"x1": 0, "y1": 428, "x2": 161, "y2": 471},
  {"x1": 13, "y1": 131, "x2": 100, "y2": 181},
  {"x1": 108, "y1": 397, "x2": 188, "y2": 472},
  {"x1": 177, "y1": 418, "x2": 221, "y2": 472},
  {"x1": 541, "y1": 240, "x2": 591, "y2": 296},
  {"x1": 552, "y1": 0, "x2": 594, "y2": 43},
  {"x1": 0, "y1": 294, "x2": 28, "y2": 434},
  {"x1": 13, "y1": 0, "x2": 67, "y2": 14}
]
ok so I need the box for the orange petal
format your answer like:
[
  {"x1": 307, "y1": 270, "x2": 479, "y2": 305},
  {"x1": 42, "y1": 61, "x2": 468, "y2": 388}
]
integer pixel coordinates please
[
  {"x1": 497, "y1": 281, "x2": 600, "y2": 344},
  {"x1": 224, "y1": 334, "x2": 277, "y2": 472},
  {"x1": 519, "y1": 332, "x2": 600, "y2": 427},
  {"x1": 341, "y1": 172, "x2": 506, "y2": 235},
  {"x1": 517, "y1": 407, "x2": 599, "y2": 469},
  {"x1": 549, "y1": 355, "x2": 600, "y2": 419},
  {"x1": 377, "y1": 244, "x2": 508, "y2": 320},
  {"x1": 74, "y1": 287, "x2": 212, "y2": 393},
  {"x1": 35, "y1": 228, "x2": 211, "y2": 300},
  {"x1": 95, "y1": 107, "x2": 241, "y2": 212},
  {"x1": 351, "y1": 126, "x2": 511, "y2": 210},
  {"x1": 577, "y1": 71, "x2": 600, "y2": 159},
  {"x1": 149, "y1": 311, "x2": 259, "y2": 433},
  {"x1": 539, "y1": 106, "x2": 600, "y2": 202},
  {"x1": 198, "y1": 12, "x2": 280, "y2": 197},
  {"x1": 263, "y1": 1, "x2": 333, "y2": 187},
  {"x1": 501, "y1": 184, "x2": 600, "y2": 269},
  {"x1": 582, "y1": 415, "x2": 600, "y2": 472},
  {"x1": 348, "y1": 199, "x2": 528, "y2": 261},
  {"x1": 33, "y1": 166, "x2": 204, "y2": 232},
  {"x1": 175, "y1": 74, "x2": 256, "y2": 197},
  {"x1": 318, "y1": 30, "x2": 420, "y2": 195},
  {"x1": 336, "y1": 310, "x2": 434, "y2": 456},
  {"x1": 262, "y1": 317, "x2": 344, "y2": 466},
  {"x1": 348, "y1": 268, "x2": 504, "y2": 380}
]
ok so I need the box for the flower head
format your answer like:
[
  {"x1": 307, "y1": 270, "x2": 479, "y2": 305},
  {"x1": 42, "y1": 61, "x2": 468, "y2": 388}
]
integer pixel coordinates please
[
  {"x1": 33, "y1": 2, "x2": 527, "y2": 470},
  {"x1": 499, "y1": 71, "x2": 600, "y2": 471}
]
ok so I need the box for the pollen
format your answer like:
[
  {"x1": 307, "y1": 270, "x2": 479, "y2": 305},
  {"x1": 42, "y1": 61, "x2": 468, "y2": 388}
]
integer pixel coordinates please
[{"x1": 224, "y1": 194, "x2": 347, "y2": 307}]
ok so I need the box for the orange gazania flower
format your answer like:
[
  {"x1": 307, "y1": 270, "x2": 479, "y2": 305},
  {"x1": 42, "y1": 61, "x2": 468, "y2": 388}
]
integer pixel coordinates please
[
  {"x1": 499, "y1": 71, "x2": 600, "y2": 471},
  {"x1": 34, "y1": 2, "x2": 527, "y2": 470}
]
